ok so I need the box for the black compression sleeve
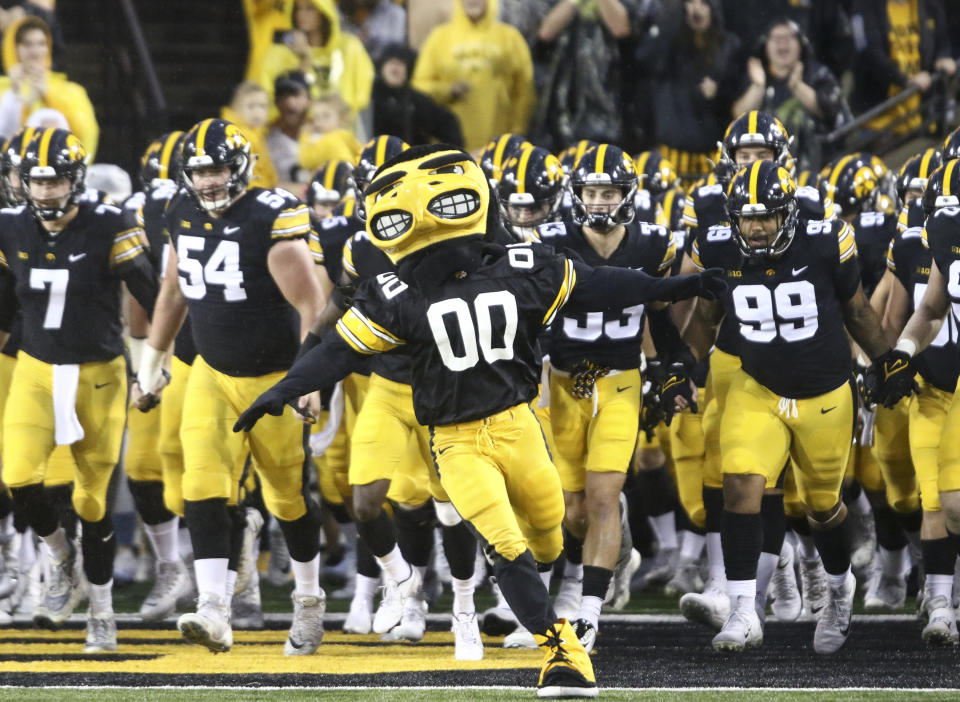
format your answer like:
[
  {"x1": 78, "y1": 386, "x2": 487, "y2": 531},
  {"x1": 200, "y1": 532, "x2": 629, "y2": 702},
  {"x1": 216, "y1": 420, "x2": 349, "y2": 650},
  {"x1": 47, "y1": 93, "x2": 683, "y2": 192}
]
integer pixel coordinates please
[
  {"x1": 269, "y1": 332, "x2": 368, "y2": 402},
  {"x1": 0, "y1": 269, "x2": 16, "y2": 332},
  {"x1": 118, "y1": 255, "x2": 160, "y2": 319},
  {"x1": 647, "y1": 306, "x2": 693, "y2": 365},
  {"x1": 566, "y1": 263, "x2": 705, "y2": 311}
]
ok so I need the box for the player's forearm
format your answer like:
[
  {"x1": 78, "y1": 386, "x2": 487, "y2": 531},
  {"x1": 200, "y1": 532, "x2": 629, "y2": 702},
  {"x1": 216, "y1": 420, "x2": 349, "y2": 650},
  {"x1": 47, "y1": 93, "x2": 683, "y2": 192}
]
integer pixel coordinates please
[
  {"x1": 145, "y1": 282, "x2": 187, "y2": 353},
  {"x1": 843, "y1": 299, "x2": 890, "y2": 360},
  {"x1": 683, "y1": 301, "x2": 721, "y2": 361},
  {"x1": 899, "y1": 306, "x2": 946, "y2": 355},
  {"x1": 274, "y1": 334, "x2": 366, "y2": 401},
  {"x1": 648, "y1": 306, "x2": 694, "y2": 366}
]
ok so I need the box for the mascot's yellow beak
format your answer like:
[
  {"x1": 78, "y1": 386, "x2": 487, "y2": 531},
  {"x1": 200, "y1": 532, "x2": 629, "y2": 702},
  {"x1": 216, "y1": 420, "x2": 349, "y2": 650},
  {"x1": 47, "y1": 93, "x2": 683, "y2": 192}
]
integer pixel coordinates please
[{"x1": 364, "y1": 149, "x2": 489, "y2": 263}]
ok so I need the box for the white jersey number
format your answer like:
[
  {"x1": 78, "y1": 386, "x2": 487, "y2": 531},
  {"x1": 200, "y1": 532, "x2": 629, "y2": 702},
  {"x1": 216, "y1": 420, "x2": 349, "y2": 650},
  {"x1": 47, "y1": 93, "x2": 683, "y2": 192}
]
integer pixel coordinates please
[
  {"x1": 427, "y1": 291, "x2": 518, "y2": 371},
  {"x1": 177, "y1": 235, "x2": 246, "y2": 301},
  {"x1": 29, "y1": 268, "x2": 69, "y2": 329},
  {"x1": 733, "y1": 281, "x2": 818, "y2": 344}
]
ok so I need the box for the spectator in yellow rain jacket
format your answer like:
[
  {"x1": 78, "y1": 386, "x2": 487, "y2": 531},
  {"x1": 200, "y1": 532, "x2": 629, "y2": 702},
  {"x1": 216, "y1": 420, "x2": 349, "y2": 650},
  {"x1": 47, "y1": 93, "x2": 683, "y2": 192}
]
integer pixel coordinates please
[
  {"x1": 256, "y1": 0, "x2": 374, "y2": 122},
  {"x1": 222, "y1": 81, "x2": 279, "y2": 189},
  {"x1": 243, "y1": 0, "x2": 294, "y2": 82},
  {"x1": 0, "y1": 15, "x2": 98, "y2": 158},
  {"x1": 412, "y1": 0, "x2": 534, "y2": 153}
]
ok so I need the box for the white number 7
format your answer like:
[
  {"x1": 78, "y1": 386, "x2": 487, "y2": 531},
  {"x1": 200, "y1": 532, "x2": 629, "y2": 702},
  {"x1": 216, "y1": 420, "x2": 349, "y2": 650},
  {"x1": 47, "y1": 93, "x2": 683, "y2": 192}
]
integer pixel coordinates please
[{"x1": 30, "y1": 268, "x2": 69, "y2": 329}]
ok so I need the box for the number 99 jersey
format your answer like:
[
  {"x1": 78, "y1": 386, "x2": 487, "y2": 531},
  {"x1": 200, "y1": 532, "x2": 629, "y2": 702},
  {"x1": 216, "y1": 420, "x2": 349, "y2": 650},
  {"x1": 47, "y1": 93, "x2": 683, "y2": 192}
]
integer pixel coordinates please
[
  {"x1": 694, "y1": 217, "x2": 861, "y2": 398},
  {"x1": 163, "y1": 187, "x2": 313, "y2": 377},
  {"x1": 335, "y1": 242, "x2": 577, "y2": 425}
]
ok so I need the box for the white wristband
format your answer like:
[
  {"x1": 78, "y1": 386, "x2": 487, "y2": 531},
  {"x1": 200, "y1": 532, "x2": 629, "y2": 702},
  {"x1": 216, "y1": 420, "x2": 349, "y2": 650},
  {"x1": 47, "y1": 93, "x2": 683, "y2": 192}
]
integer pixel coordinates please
[
  {"x1": 137, "y1": 344, "x2": 165, "y2": 392},
  {"x1": 895, "y1": 338, "x2": 917, "y2": 357},
  {"x1": 128, "y1": 337, "x2": 146, "y2": 375}
]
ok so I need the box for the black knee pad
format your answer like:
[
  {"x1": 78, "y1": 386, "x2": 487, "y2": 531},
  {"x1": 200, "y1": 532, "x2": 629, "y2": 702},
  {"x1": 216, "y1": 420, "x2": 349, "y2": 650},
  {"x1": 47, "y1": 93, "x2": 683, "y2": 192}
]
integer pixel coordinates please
[
  {"x1": 441, "y1": 520, "x2": 476, "y2": 581},
  {"x1": 356, "y1": 509, "x2": 397, "y2": 558},
  {"x1": 760, "y1": 493, "x2": 786, "y2": 556},
  {"x1": 323, "y1": 499, "x2": 352, "y2": 525},
  {"x1": 81, "y1": 516, "x2": 116, "y2": 586},
  {"x1": 127, "y1": 479, "x2": 175, "y2": 526},
  {"x1": 277, "y1": 510, "x2": 321, "y2": 563},
  {"x1": 10, "y1": 484, "x2": 58, "y2": 537},
  {"x1": 183, "y1": 498, "x2": 231, "y2": 561},
  {"x1": 0, "y1": 490, "x2": 12, "y2": 520},
  {"x1": 394, "y1": 501, "x2": 436, "y2": 568},
  {"x1": 44, "y1": 483, "x2": 77, "y2": 538}
]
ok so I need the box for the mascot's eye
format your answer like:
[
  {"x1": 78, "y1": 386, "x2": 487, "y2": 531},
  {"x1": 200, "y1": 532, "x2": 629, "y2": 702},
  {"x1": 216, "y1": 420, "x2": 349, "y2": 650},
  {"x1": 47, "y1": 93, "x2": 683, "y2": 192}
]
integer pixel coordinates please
[
  {"x1": 375, "y1": 183, "x2": 399, "y2": 202},
  {"x1": 430, "y1": 165, "x2": 464, "y2": 176}
]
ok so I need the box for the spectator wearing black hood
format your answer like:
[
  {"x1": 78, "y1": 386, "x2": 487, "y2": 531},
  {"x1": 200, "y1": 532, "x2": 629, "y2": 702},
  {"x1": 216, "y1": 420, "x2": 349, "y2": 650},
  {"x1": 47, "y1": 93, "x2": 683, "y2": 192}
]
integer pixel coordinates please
[
  {"x1": 732, "y1": 19, "x2": 851, "y2": 169},
  {"x1": 370, "y1": 43, "x2": 464, "y2": 148},
  {"x1": 652, "y1": 0, "x2": 740, "y2": 189}
]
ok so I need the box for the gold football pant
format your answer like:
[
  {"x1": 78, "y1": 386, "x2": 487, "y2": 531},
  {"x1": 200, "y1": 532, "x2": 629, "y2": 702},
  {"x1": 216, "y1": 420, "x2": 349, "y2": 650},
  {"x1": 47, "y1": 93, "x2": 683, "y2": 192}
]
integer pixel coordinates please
[
  {"x1": 721, "y1": 370, "x2": 855, "y2": 512},
  {"x1": 157, "y1": 356, "x2": 191, "y2": 516},
  {"x1": 909, "y1": 379, "x2": 952, "y2": 512},
  {"x1": 702, "y1": 348, "x2": 741, "y2": 489},
  {"x1": 669, "y1": 387, "x2": 707, "y2": 528},
  {"x1": 127, "y1": 386, "x2": 163, "y2": 483},
  {"x1": 429, "y1": 403, "x2": 564, "y2": 563},
  {"x1": 549, "y1": 370, "x2": 642, "y2": 493},
  {"x1": 318, "y1": 373, "x2": 369, "y2": 503},
  {"x1": 3, "y1": 352, "x2": 126, "y2": 522},
  {"x1": 936, "y1": 376, "x2": 960, "y2": 495},
  {"x1": 350, "y1": 373, "x2": 447, "y2": 505},
  {"x1": 872, "y1": 399, "x2": 920, "y2": 513},
  {"x1": 180, "y1": 356, "x2": 308, "y2": 521}
]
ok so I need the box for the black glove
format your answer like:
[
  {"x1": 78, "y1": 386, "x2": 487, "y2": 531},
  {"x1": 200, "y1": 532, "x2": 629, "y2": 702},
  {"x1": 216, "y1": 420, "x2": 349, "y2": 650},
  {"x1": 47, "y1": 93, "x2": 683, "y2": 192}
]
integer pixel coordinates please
[
  {"x1": 864, "y1": 349, "x2": 919, "y2": 408},
  {"x1": 660, "y1": 362, "x2": 698, "y2": 425},
  {"x1": 660, "y1": 268, "x2": 728, "y2": 302},
  {"x1": 640, "y1": 358, "x2": 667, "y2": 440},
  {"x1": 233, "y1": 386, "x2": 294, "y2": 432}
]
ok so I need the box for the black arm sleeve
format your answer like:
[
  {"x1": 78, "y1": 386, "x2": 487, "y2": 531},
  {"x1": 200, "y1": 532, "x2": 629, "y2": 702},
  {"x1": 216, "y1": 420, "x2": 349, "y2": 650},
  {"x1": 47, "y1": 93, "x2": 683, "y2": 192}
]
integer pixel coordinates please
[
  {"x1": 566, "y1": 263, "x2": 709, "y2": 311},
  {"x1": 647, "y1": 306, "x2": 696, "y2": 367},
  {"x1": 268, "y1": 332, "x2": 369, "y2": 402},
  {"x1": 117, "y1": 255, "x2": 160, "y2": 320},
  {"x1": 0, "y1": 268, "x2": 16, "y2": 332}
]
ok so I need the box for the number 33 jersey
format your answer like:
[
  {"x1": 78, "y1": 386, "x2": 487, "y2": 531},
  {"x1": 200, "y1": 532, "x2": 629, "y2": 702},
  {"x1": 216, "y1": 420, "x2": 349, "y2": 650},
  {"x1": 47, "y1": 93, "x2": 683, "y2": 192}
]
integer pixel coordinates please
[
  {"x1": 335, "y1": 242, "x2": 577, "y2": 426},
  {"x1": 694, "y1": 217, "x2": 861, "y2": 398},
  {"x1": 163, "y1": 187, "x2": 315, "y2": 377},
  {"x1": 0, "y1": 200, "x2": 157, "y2": 364}
]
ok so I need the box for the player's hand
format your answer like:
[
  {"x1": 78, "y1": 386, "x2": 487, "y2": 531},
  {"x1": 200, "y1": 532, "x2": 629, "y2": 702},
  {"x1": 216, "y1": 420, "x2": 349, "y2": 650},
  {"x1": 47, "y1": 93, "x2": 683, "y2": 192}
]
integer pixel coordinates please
[
  {"x1": 660, "y1": 362, "x2": 698, "y2": 425},
  {"x1": 290, "y1": 391, "x2": 320, "y2": 425},
  {"x1": 864, "y1": 349, "x2": 919, "y2": 408},
  {"x1": 131, "y1": 369, "x2": 169, "y2": 413},
  {"x1": 639, "y1": 387, "x2": 665, "y2": 441},
  {"x1": 695, "y1": 268, "x2": 728, "y2": 300},
  {"x1": 233, "y1": 387, "x2": 291, "y2": 432}
]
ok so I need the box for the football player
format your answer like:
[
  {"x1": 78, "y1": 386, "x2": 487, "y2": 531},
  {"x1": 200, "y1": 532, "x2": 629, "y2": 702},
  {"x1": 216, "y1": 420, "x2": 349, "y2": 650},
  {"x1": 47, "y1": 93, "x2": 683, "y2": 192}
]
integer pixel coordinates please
[
  {"x1": 479, "y1": 132, "x2": 531, "y2": 186},
  {"x1": 306, "y1": 159, "x2": 354, "y2": 222},
  {"x1": 497, "y1": 144, "x2": 565, "y2": 242},
  {"x1": 882, "y1": 160, "x2": 960, "y2": 645},
  {"x1": 135, "y1": 118, "x2": 327, "y2": 656},
  {"x1": 0, "y1": 128, "x2": 159, "y2": 651},
  {"x1": 234, "y1": 144, "x2": 726, "y2": 698},
  {"x1": 687, "y1": 160, "x2": 896, "y2": 654}
]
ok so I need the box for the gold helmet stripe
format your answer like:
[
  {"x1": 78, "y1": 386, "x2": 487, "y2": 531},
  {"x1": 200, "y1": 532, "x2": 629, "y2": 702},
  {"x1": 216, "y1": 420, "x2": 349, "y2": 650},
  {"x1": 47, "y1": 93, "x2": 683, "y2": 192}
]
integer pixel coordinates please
[
  {"x1": 575, "y1": 140, "x2": 591, "y2": 165},
  {"x1": 944, "y1": 159, "x2": 958, "y2": 198},
  {"x1": 516, "y1": 145, "x2": 533, "y2": 194},
  {"x1": 375, "y1": 136, "x2": 388, "y2": 167},
  {"x1": 493, "y1": 134, "x2": 512, "y2": 172},
  {"x1": 828, "y1": 154, "x2": 857, "y2": 197},
  {"x1": 919, "y1": 148, "x2": 935, "y2": 179},
  {"x1": 195, "y1": 119, "x2": 214, "y2": 158},
  {"x1": 37, "y1": 128, "x2": 56, "y2": 168},
  {"x1": 594, "y1": 144, "x2": 608, "y2": 175},
  {"x1": 323, "y1": 161, "x2": 340, "y2": 190},
  {"x1": 19, "y1": 127, "x2": 38, "y2": 159},
  {"x1": 748, "y1": 160, "x2": 762, "y2": 205},
  {"x1": 748, "y1": 110, "x2": 758, "y2": 135},
  {"x1": 635, "y1": 152, "x2": 650, "y2": 179},
  {"x1": 158, "y1": 131, "x2": 182, "y2": 180}
]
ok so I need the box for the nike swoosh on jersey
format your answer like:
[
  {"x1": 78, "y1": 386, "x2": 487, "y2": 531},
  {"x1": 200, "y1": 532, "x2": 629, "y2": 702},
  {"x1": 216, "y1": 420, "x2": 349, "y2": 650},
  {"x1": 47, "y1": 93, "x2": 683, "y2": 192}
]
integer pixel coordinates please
[
  {"x1": 223, "y1": 226, "x2": 241, "y2": 235},
  {"x1": 792, "y1": 266, "x2": 808, "y2": 276},
  {"x1": 68, "y1": 253, "x2": 87, "y2": 262}
]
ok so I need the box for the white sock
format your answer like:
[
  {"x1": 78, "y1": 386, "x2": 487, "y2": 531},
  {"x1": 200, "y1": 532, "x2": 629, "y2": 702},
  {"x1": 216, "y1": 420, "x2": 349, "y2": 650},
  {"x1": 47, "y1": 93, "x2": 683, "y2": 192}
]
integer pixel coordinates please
[
  {"x1": 0, "y1": 514, "x2": 13, "y2": 538},
  {"x1": 194, "y1": 557, "x2": 229, "y2": 600},
  {"x1": 178, "y1": 528, "x2": 193, "y2": 560},
  {"x1": 144, "y1": 517, "x2": 180, "y2": 564},
  {"x1": 376, "y1": 544, "x2": 412, "y2": 583},
  {"x1": 88, "y1": 581, "x2": 114, "y2": 615},
  {"x1": 291, "y1": 554, "x2": 321, "y2": 597},
  {"x1": 680, "y1": 530, "x2": 705, "y2": 561},
  {"x1": 757, "y1": 551, "x2": 779, "y2": 605},
  {"x1": 855, "y1": 490, "x2": 871, "y2": 514},
  {"x1": 727, "y1": 578, "x2": 756, "y2": 603},
  {"x1": 706, "y1": 532, "x2": 725, "y2": 584},
  {"x1": 926, "y1": 573, "x2": 953, "y2": 601},
  {"x1": 827, "y1": 567, "x2": 851, "y2": 589},
  {"x1": 797, "y1": 533, "x2": 819, "y2": 561},
  {"x1": 41, "y1": 527, "x2": 71, "y2": 563},
  {"x1": 353, "y1": 574, "x2": 379, "y2": 607},
  {"x1": 563, "y1": 561, "x2": 583, "y2": 581},
  {"x1": 540, "y1": 568, "x2": 552, "y2": 590},
  {"x1": 880, "y1": 546, "x2": 907, "y2": 578},
  {"x1": 451, "y1": 576, "x2": 475, "y2": 615},
  {"x1": 225, "y1": 569, "x2": 238, "y2": 599},
  {"x1": 580, "y1": 594, "x2": 602, "y2": 629},
  {"x1": 649, "y1": 512, "x2": 678, "y2": 551},
  {"x1": 20, "y1": 530, "x2": 36, "y2": 571}
]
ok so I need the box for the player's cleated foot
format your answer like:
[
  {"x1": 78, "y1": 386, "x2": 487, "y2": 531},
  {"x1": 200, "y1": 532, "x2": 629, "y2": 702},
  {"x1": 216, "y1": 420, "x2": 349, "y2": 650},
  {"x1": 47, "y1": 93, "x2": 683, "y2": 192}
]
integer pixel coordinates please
[
  {"x1": 814, "y1": 571, "x2": 855, "y2": 654},
  {"x1": 177, "y1": 592, "x2": 233, "y2": 653},
  {"x1": 535, "y1": 619, "x2": 598, "y2": 699},
  {"x1": 452, "y1": 611, "x2": 484, "y2": 660},
  {"x1": 572, "y1": 617, "x2": 597, "y2": 653},
  {"x1": 83, "y1": 612, "x2": 118, "y2": 653},
  {"x1": 799, "y1": 556, "x2": 829, "y2": 620},
  {"x1": 33, "y1": 542, "x2": 84, "y2": 630},
  {"x1": 553, "y1": 575, "x2": 583, "y2": 621},
  {"x1": 680, "y1": 578, "x2": 729, "y2": 631},
  {"x1": 381, "y1": 595, "x2": 427, "y2": 642},
  {"x1": 864, "y1": 572, "x2": 906, "y2": 611},
  {"x1": 665, "y1": 557, "x2": 703, "y2": 597},
  {"x1": 343, "y1": 596, "x2": 373, "y2": 634},
  {"x1": 504, "y1": 626, "x2": 538, "y2": 649},
  {"x1": 769, "y1": 542, "x2": 801, "y2": 622},
  {"x1": 285, "y1": 591, "x2": 326, "y2": 655},
  {"x1": 644, "y1": 547, "x2": 678, "y2": 589},
  {"x1": 373, "y1": 566, "x2": 423, "y2": 635},
  {"x1": 921, "y1": 596, "x2": 959, "y2": 647},
  {"x1": 139, "y1": 559, "x2": 190, "y2": 621},
  {"x1": 608, "y1": 548, "x2": 642, "y2": 608},
  {"x1": 712, "y1": 597, "x2": 763, "y2": 652},
  {"x1": 231, "y1": 570, "x2": 264, "y2": 629}
]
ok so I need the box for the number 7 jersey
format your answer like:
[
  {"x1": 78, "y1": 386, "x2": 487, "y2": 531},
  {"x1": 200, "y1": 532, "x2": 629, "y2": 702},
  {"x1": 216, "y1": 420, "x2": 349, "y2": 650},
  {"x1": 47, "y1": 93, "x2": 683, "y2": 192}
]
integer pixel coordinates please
[
  {"x1": 163, "y1": 187, "x2": 319, "y2": 377},
  {"x1": 693, "y1": 217, "x2": 861, "y2": 398},
  {"x1": 335, "y1": 243, "x2": 577, "y2": 425}
]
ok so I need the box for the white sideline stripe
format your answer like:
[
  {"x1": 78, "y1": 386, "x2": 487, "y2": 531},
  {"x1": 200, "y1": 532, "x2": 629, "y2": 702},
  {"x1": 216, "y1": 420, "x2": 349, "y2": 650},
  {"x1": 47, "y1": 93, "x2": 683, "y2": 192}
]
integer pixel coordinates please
[{"x1": 0, "y1": 686, "x2": 957, "y2": 693}]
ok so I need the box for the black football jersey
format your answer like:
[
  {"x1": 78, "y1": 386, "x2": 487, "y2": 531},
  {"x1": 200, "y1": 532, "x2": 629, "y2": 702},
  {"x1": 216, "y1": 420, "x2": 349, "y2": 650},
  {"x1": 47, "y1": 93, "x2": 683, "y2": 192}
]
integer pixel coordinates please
[
  {"x1": 0, "y1": 200, "x2": 158, "y2": 365},
  {"x1": 164, "y1": 187, "x2": 311, "y2": 377},
  {"x1": 921, "y1": 204, "x2": 960, "y2": 381},
  {"x1": 535, "y1": 219, "x2": 675, "y2": 371},
  {"x1": 336, "y1": 242, "x2": 576, "y2": 425},
  {"x1": 851, "y1": 210, "x2": 897, "y2": 298},
  {"x1": 694, "y1": 216, "x2": 860, "y2": 398},
  {"x1": 889, "y1": 203, "x2": 959, "y2": 392},
  {"x1": 316, "y1": 197, "x2": 364, "y2": 284}
]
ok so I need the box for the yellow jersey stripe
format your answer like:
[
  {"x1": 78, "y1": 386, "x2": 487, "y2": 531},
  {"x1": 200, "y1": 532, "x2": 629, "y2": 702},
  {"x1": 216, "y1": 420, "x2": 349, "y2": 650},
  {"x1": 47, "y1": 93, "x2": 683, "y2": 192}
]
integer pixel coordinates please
[
  {"x1": 195, "y1": 119, "x2": 213, "y2": 158},
  {"x1": 543, "y1": 259, "x2": 577, "y2": 326},
  {"x1": 897, "y1": 206, "x2": 909, "y2": 233},
  {"x1": 336, "y1": 318, "x2": 373, "y2": 354},
  {"x1": 691, "y1": 241, "x2": 705, "y2": 271},
  {"x1": 351, "y1": 307, "x2": 404, "y2": 345},
  {"x1": 342, "y1": 237, "x2": 358, "y2": 277},
  {"x1": 308, "y1": 232, "x2": 324, "y2": 264},
  {"x1": 0, "y1": 248, "x2": 7, "y2": 268},
  {"x1": 336, "y1": 308, "x2": 403, "y2": 354},
  {"x1": 838, "y1": 223, "x2": 857, "y2": 262},
  {"x1": 594, "y1": 144, "x2": 608, "y2": 175},
  {"x1": 658, "y1": 238, "x2": 677, "y2": 273},
  {"x1": 944, "y1": 159, "x2": 958, "y2": 198},
  {"x1": 922, "y1": 226, "x2": 930, "y2": 250},
  {"x1": 516, "y1": 145, "x2": 533, "y2": 194},
  {"x1": 886, "y1": 240, "x2": 896, "y2": 272},
  {"x1": 271, "y1": 208, "x2": 310, "y2": 239},
  {"x1": 38, "y1": 128, "x2": 55, "y2": 168}
]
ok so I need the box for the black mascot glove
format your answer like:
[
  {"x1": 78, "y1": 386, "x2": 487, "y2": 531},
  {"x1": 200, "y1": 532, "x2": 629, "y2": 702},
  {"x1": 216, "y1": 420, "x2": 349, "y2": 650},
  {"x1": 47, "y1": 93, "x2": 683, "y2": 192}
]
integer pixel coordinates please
[{"x1": 233, "y1": 386, "x2": 293, "y2": 432}]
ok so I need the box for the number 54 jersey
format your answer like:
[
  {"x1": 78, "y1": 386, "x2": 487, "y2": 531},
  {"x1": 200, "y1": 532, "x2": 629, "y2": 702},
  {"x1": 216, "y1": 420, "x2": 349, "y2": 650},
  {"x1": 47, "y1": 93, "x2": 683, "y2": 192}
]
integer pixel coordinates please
[
  {"x1": 693, "y1": 217, "x2": 861, "y2": 398},
  {"x1": 336, "y1": 242, "x2": 577, "y2": 426},
  {"x1": 163, "y1": 187, "x2": 316, "y2": 377}
]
